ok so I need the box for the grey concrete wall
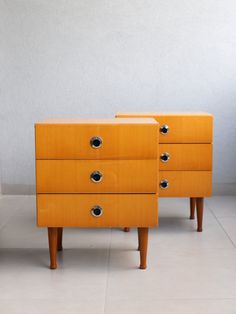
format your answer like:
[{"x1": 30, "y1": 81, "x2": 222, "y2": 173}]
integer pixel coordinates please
[{"x1": 1, "y1": 0, "x2": 236, "y2": 194}]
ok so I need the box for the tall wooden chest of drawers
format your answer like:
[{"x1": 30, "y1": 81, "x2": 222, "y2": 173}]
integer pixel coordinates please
[
  {"x1": 116, "y1": 113, "x2": 213, "y2": 232},
  {"x1": 35, "y1": 118, "x2": 159, "y2": 269}
]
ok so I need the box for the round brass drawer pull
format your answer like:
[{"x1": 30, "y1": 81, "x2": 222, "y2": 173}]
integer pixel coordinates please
[
  {"x1": 160, "y1": 152, "x2": 170, "y2": 163},
  {"x1": 160, "y1": 125, "x2": 169, "y2": 135},
  {"x1": 91, "y1": 205, "x2": 103, "y2": 217},
  {"x1": 160, "y1": 179, "x2": 169, "y2": 189},
  {"x1": 90, "y1": 136, "x2": 102, "y2": 149},
  {"x1": 90, "y1": 171, "x2": 103, "y2": 183}
]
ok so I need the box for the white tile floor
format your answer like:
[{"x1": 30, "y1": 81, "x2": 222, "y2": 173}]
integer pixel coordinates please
[{"x1": 0, "y1": 196, "x2": 236, "y2": 314}]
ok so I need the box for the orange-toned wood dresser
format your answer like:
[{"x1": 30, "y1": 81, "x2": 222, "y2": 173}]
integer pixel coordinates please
[
  {"x1": 35, "y1": 118, "x2": 159, "y2": 269},
  {"x1": 115, "y1": 113, "x2": 213, "y2": 232}
]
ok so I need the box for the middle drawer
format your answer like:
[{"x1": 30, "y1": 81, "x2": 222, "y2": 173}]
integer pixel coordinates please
[
  {"x1": 36, "y1": 159, "x2": 157, "y2": 193},
  {"x1": 159, "y1": 144, "x2": 212, "y2": 171}
]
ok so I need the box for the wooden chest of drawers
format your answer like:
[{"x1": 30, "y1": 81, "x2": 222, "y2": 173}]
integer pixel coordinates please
[
  {"x1": 35, "y1": 118, "x2": 159, "y2": 269},
  {"x1": 116, "y1": 113, "x2": 213, "y2": 232}
]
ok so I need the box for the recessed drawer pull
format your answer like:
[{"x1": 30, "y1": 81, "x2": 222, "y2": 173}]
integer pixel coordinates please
[
  {"x1": 160, "y1": 179, "x2": 169, "y2": 189},
  {"x1": 90, "y1": 136, "x2": 103, "y2": 149},
  {"x1": 160, "y1": 125, "x2": 169, "y2": 135},
  {"x1": 91, "y1": 205, "x2": 103, "y2": 217},
  {"x1": 90, "y1": 171, "x2": 103, "y2": 183},
  {"x1": 160, "y1": 152, "x2": 170, "y2": 163}
]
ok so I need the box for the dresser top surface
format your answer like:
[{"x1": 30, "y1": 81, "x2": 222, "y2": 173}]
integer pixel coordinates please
[
  {"x1": 35, "y1": 118, "x2": 157, "y2": 126},
  {"x1": 116, "y1": 112, "x2": 213, "y2": 117}
]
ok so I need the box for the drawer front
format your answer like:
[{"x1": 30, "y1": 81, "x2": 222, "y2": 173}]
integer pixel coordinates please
[
  {"x1": 159, "y1": 171, "x2": 212, "y2": 197},
  {"x1": 36, "y1": 160, "x2": 157, "y2": 193},
  {"x1": 159, "y1": 144, "x2": 212, "y2": 170},
  {"x1": 157, "y1": 115, "x2": 213, "y2": 143},
  {"x1": 37, "y1": 194, "x2": 158, "y2": 227},
  {"x1": 116, "y1": 113, "x2": 213, "y2": 143},
  {"x1": 35, "y1": 123, "x2": 158, "y2": 159}
]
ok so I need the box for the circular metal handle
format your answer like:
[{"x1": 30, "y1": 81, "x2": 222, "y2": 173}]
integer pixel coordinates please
[
  {"x1": 91, "y1": 205, "x2": 103, "y2": 217},
  {"x1": 90, "y1": 136, "x2": 102, "y2": 149},
  {"x1": 160, "y1": 125, "x2": 169, "y2": 135},
  {"x1": 90, "y1": 171, "x2": 103, "y2": 183},
  {"x1": 160, "y1": 179, "x2": 169, "y2": 189},
  {"x1": 160, "y1": 152, "x2": 170, "y2": 163}
]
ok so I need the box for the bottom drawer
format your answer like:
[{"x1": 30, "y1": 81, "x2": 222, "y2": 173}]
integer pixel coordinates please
[
  {"x1": 159, "y1": 171, "x2": 212, "y2": 197},
  {"x1": 37, "y1": 194, "x2": 158, "y2": 227}
]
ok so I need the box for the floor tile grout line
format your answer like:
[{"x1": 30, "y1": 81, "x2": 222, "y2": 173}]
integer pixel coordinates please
[
  {"x1": 209, "y1": 207, "x2": 236, "y2": 249},
  {"x1": 171, "y1": 298, "x2": 236, "y2": 301},
  {"x1": 0, "y1": 297, "x2": 236, "y2": 301},
  {"x1": 103, "y1": 228, "x2": 112, "y2": 314},
  {"x1": 100, "y1": 297, "x2": 236, "y2": 303},
  {"x1": 207, "y1": 216, "x2": 236, "y2": 218}
]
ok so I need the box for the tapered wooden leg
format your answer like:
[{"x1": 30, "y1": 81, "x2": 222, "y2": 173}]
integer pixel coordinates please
[
  {"x1": 138, "y1": 227, "x2": 148, "y2": 269},
  {"x1": 123, "y1": 227, "x2": 130, "y2": 232},
  {"x1": 57, "y1": 227, "x2": 63, "y2": 251},
  {"x1": 196, "y1": 198, "x2": 204, "y2": 232},
  {"x1": 190, "y1": 197, "x2": 196, "y2": 219},
  {"x1": 48, "y1": 227, "x2": 58, "y2": 269},
  {"x1": 138, "y1": 228, "x2": 141, "y2": 251}
]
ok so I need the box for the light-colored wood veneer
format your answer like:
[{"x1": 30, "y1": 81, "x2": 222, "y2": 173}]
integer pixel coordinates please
[
  {"x1": 35, "y1": 118, "x2": 159, "y2": 269},
  {"x1": 116, "y1": 112, "x2": 213, "y2": 232}
]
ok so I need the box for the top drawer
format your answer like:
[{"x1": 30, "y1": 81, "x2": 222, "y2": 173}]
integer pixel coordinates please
[
  {"x1": 116, "y1": 113, "x2": 213, "y2": 143},
  {"x1": 35, "y1": 118, "x2": 158, "y2": 159}
]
